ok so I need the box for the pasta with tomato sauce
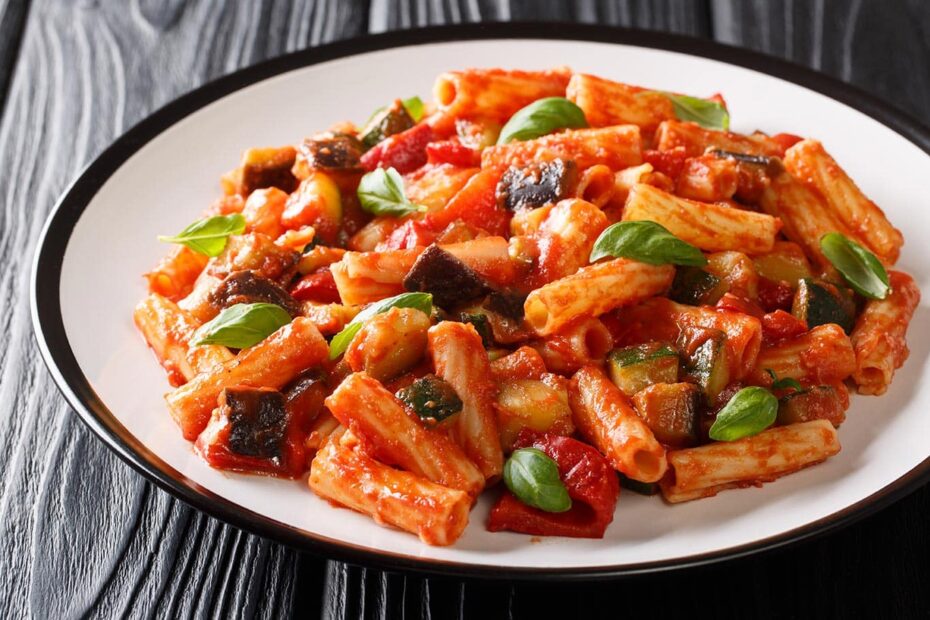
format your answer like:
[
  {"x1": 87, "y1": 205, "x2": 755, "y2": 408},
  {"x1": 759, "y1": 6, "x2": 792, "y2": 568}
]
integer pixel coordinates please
[{"x1": 135, "y1": 67, "x2": 919, "y2": 546}]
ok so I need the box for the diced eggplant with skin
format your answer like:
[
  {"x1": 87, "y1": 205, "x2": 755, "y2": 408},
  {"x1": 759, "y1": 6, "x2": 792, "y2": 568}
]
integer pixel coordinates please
[
  {"x1": 495, "y1": 159, "x2": 578, "y2": 212},
  {"x1": 208, "y1": 270, "x2": 303, "y2": 317},
  {"x1": 679, "y1": 327, "x2": 730, "y2": 404},
  {"x1": 459, "y1": 312, "x2": 493, "y2": 347},
  {"x1": 402, "y1": 244, "x2": 490, "y2": 308},
  {"x1": 486, "y1": 290, "x2": 527, "y2": 320},
  {"x1": 618, "y1": 473, "x2": 660, "y2": 496},
  {"x1": 777, "y1": 384, "x2": 848, "y2": 427},
  {"x1": 458, "y1": 294, "x2": 532, "y2": 345},
  {"x1": 236, "y1": 147, "x2": 299, "y2": 195},
  {"x1": 221, "y1": 387, "x2": 289, "y2": 459},
  {"x1": 284, "y1": 370, "x2": 328, "y2": 432},
  {"x1": 792, "y1": 278, "x2": 856, "y2": 333},
  {"x1": 607, "y1": 342, "x2": 679, "y2": 397},
  {"x1": 632, "y1": 382, "x2": 702, "y2": 448},
  {"x1": 359, "y1": 100, "x2": 415, "y2": 148},
  {"x1": 296, "y1": 133, "x2": 365, "y2": 172},
  {"x1": 707, "y1": 148, "x2": 783, "y2": 174}
]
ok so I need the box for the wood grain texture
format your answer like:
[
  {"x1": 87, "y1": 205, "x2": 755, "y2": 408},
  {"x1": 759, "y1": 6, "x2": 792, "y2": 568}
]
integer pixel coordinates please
[{"x1": 2, "y1": 1, "x2": 930, "y2": 619}]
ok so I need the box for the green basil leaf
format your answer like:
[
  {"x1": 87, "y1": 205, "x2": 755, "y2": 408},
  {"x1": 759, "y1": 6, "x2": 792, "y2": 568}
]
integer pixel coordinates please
[
  {"x1": 357, "y1": 167, "x2": 426, "y2": 217},
  {"x1": 708, "y1": 386, "x2": 778, "y2": 442},
  {"x1": 503, "y1": 448, "x2": 572, "y2": 513},
  {"x1": 158, "y1": 213, "x2": 246, "y2": 257},
  {"x1": 819, "y1": 232, "x2": 890, "y2": 300},
  {"x1": 656, "y1": 92, "x2": 730, "y2": 131},
  {"x1": 192, "y1": 303, "x2": 291, "y2": 348},
  {"x1": 366, "y1": 96, "x2": 425, "y2": 124},
  {"x1": 590, "y1": 220, "x2": 707, "y2": 266},
  {"x1": 765, "y1": 368, "x2": 806, "y2": 393},
  {"x1": 329, "y1": 292, "x2": 433, "y2": 359},
  {"x1": 497, "y1": 97, "x2": 588, "y2": 145}
]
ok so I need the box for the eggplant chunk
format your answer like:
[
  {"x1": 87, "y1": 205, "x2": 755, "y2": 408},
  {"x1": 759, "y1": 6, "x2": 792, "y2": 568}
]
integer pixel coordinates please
[
  {"x1": 221, "y1": 387, "x2": 288, "y2": 459},
  {"x1": 396, "y1": 374, "x2": 463, "y2": 423},
  {"x1": 360, "y1": 100, "x2": 415, "y2": 148},
  {"x1": 708, "y1": 148, "x2": 782, "y2": 173},
  {"x1": 402, "y1": 244, "x2": 490, "y2": 308},
  {"x1": 495, "y1": 158, "x2": 578, "y2": 212},
  {"x1": 632, "y1": 382, "x2": 702, "y2": 448},
  {"x1": 209, "y1": 270, "x2": 303, "y2": 317},
  {"x1": 284, "y1": 370, "x2": 328, "y2": 430},
  {"x1": 296, "y1": 133, "x2": 365, "y2": 172},
  {"x1": 486, "y1": 290, "x2": 527, "y2": 320},
  {"x1": 236, "y1": 146, "x2": 298, "y2": 195}
]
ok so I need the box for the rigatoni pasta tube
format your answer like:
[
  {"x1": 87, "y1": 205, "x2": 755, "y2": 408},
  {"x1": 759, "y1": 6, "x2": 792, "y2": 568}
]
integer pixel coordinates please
[
  {"x1": 655, "y1": 119, "x2": 784, "y2": 158},
  {"x1": 330, "y1": 248, "x2": 423, "y2": 306},
  {"x1": 660, "y1": 420, "x2": 841, "y2": 503},
  {"x1": 851, "y1": 271, "x2": 921, "y2": 395},
  {"x1": 569, "y1": 366, "x2": 667, "y2": 482},
  {"x1": 749, "y1": 324, "x2": 856, "y2": 386},
  {"x1": 145, "y1": 245, "x2": 208, "y2": 301},
  {"x1": 308, "y1": 440, "x2": 471, "y2": 546},
  {"x1": 428, "y1": 321, "x2": 504, "y2": 481},
  {"x1": 133, "y1": 294, "x2": 233, "y2": 386},
  {"x1": 165, "y1": 317, "x2": 328, "y2": 440},
  {"x1": 433, "y1": 67, "x2": 571, "y2": 122},
  {"x1": 566, "y1": 74, "x2": 674, "y2": 132},
  {"x1": 531, "y1": 199, "x2": 609, "y2": 285},
  {"x1": 324, "y1": 372, "x2": 485, "y2": 496},
  {"x1": 524, "y1": 258, "x2": 675, "y2": 337},
  {"x1": 784, "y1": 139, "x2": 903, "y2": 265},
  {"x1": 623, "y1": 183, "x2": 780, "y2": 254},
  {"x1": 481, "y1": 125, "x2": 643, "y2": 172}
]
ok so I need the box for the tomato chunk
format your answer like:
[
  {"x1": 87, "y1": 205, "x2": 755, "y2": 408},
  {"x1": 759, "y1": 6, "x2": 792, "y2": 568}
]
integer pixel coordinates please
[
  {"x1": 487, "y1": 430, "x2": 619, "y2": 538},
  {"x1": 758, "y1": 277, "x2": 795, "y2": 312},
  {"x1": 771, "y1": 132, "x2": 804, "y2": 154},
  {"x1": 762, "y1": 309, "x2": 808, "y2": 345},
  {"x1": 290, "y1": 266, "x2": 341, "y2": 304},
  {"x1": 643, "y1": 147, "x2": 688, "y2": 180},
  {"x1": 360, "y1": 123, "x2": 434, "y2": 174},
  {"x1": 379, "y1": 219, "x2": 438, "y2": 250},
  {"x1": 423, "y1": 169, "x2": 511, "y2": 237}
]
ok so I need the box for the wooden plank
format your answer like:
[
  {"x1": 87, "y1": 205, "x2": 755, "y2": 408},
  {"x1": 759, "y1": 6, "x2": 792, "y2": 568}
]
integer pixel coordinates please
[
  {"x1": 711, "y1": 0, "x2": 930, "y2": 122},
  {"x1": 0, "y1": 1, "x2": 366, "y2": 618}
]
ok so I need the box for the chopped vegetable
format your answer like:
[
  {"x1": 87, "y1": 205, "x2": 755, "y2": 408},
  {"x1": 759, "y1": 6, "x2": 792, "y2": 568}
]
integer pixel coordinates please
[
  {"x1": 590, "y1": 220, "x2": 707, "y2": 266},
  {"x1": 632, "y1": 382, "x2": 701, "y2": 448},
  {"x1": 158, "y1": 213, "x2": 246, "y2": 257},
  {"x1": 396, "y1": 374, "x2": 463, "y2": 422},
  {"x1": 679, "y1": 327, "x2": 730, "y2": 403},
  {"x1": 669, "y1": 267, "x2": 724, "y2": 306},
  {"x1": 792, "y1": 278, "x2": 855, "y2": 333},
  {"x1": 708, "y1": 386, "x2": 778, "y2": 441},
  {"x1": 359, "y1": 99, "x2": 415, "y2": 148},
  {"x1": 192, "y1": 303, "x2": 291, "y2": 349},
  {"x1": 495, "y1": 158, "x2": 578, "y2": 212},
  {"x1": 402, "y1": 244, "x2": 490, "y2": 309},
  {"x1": 607, "y1": 342, "x2": 679, "y2": 397}
]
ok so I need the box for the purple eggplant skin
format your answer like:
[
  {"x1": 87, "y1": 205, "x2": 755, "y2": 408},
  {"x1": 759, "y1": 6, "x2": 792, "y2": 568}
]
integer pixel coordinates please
[
  {"x1": 495, "y1": 158, "x2": 578, "y2": 212},
  {"x1": 402, "y1": 244, "x2": 490, "y2": 309}
]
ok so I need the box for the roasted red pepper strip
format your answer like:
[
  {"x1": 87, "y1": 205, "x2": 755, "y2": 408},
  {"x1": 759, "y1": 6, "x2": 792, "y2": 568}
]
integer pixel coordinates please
[
  {"x1": 488, "y1": 430, "x2": 619, "y2": 538},
  {"x1": 360, "y1": 122, "x2": 434, "y2": 174},
  {"x1": 426, "y1": 139, "x2": 481, "y2": 168},
  {"x1": 423, "y1": 168, "x2": 511, "y2": 237},
  {"x1": 379, "y1": 219, "x2": 438, "y2": 250},
  {"x1": 290, "y1": 266, "x2": 341, "y2": 304},
  {"x1": 762, "y1": 309, "x2": 808, "y2": 345}
]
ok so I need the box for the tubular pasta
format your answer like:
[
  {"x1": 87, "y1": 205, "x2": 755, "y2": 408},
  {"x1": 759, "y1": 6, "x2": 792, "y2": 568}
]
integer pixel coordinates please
[
  {"x1": 145, "y1": 245, "x2": 209, "y2": 302},
  {"x1": 324, "y1": 372, "x2": 484, "y2": 495},
  {"x1": 750, "y1": 324, "x2": 856, "y2": 386},
  {"x1": 433, "y1": 67, "x2": 571, "y2": 122},
  {"x1": 566, "y1": 74, "x2": 675, "y2": 132},
  {"x1": 655, "y1": 119, "x2": 784, "y2": 158},
  {"x1": 529, "y1": 317, "x2": 613, "y2": 374},
  {"x1": 623, "y1": 183, "x2": 780, "y2": 254},
  {"x1": 481, "y1": 125, "x2": 643, "y2": 172},
  {"x1": 524, "y1": 258, "x2": 675, "y2": 337},
  {"x1": 428, "y1": 321, "x2": 504, "y2": 481},
  {"x1": 330, "y1": 248, "x2": 423, "y2": 306},
  {"x1": 569, "y1": 365, "x2": 667, "y2": 483},
  {"x1": 660, "y1": 420, "x2": 841, "y2": 503},
  {"x1": 574, "y1": 164, "x2": 616, "y2": 208},
  {"x1": 784, "y1": 139, "x2": 903, "y2": 265},
  {"x1": 850, "y1": 271, "x2": 921, "y2": 395},
  {"x1": 165, "y1": 317, "x2": 328, "y2": 440},
  {"x1": 530, "y1": 198, "x2": 609, "y2": 286},
  {"x1": 309, "y1": 440, "x2": 471, "y2": 546}
]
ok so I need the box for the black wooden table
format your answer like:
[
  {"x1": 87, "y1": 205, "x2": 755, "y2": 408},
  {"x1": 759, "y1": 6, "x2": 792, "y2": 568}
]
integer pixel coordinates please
[{"x1": 3, "y1": 1, "x2": 929, "y2": 617}]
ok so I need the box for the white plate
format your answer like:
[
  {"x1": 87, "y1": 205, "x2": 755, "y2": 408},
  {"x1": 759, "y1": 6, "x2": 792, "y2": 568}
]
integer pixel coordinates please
[{"x1": 31, "y1": 25, "x2": 930, "y2": 578}]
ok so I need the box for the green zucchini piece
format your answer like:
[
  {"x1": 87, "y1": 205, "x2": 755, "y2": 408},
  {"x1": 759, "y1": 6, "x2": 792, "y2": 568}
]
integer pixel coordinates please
[
  {"x1": 618, "y1": 473, "x2": 660, "y2": 496},
  {"x1": 607, "y1": 342, "x2": 679, "y2": 397},
  {"x1": 669, "y1": 267, "x2": 725, "y2": 306},
  {"x1": 792, "y1": 278, "x2": 855, "y2": 333},
  {"x1": 631, "y1": 382, "x2": 701, "y2": 448},
  {"x1": 459, "y1": 312, "x2": 493, "y2": 348},
  {"x1": 360, "y1": 100, "x2": 415, "y2": 148},
  {"x1": 679, "y1": 327, "x2": 730, "y2": 403},
  {"x1": 777, "y1": 385, "x2": 846, "y2": 427},
  {"x1": 396, "y1": 374, "x2": 463, "y2": 423}
]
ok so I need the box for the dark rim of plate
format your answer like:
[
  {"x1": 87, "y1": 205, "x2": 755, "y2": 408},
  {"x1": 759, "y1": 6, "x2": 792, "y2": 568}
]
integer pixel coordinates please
[{"x1": 29, "y1": 22, "x2": 930, "y2": 580}]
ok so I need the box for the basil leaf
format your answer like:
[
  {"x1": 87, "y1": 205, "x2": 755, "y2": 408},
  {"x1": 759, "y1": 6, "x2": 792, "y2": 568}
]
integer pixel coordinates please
[
  {"x1": 503, "y1": 448, "x2": 572, "y2": 513},
  {"x1": 655, "y1": 92, "x2": 730, "y2": 131},
  {"x1": 708, "y1": 386, "x2": 778, "y2": 442},
  {"x1": 497, "y1": 97, "x2": 588, "y2": 145},
  {"x1": 158, "y1": 213, "x2": 246, "y2": 257},
  {"x1": 192, "y1": 303, "x2": 291, "y2": 348},
  {"x1": 765, "y1": 368, "x2": 806, "y2": 393},
  {"x1": 367, "y1": 96, "x2": 425, "y2": 124},
  {"x1": 590, "y1": 220, "x2": 707, "y2": 266},
  {"x1": 329, "y1": 292, "x2": 433, "y2": 359},
  {"x1": 357, "y1": 167, "x2": 426, "y2": 217},
  {"x1": 819, "y1": 232, "x2": 890, "y2": 300}
]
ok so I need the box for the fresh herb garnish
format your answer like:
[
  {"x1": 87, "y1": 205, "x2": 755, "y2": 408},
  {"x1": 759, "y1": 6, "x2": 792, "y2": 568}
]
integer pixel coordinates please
[
  {"x1": 357, "y1": 167, "x2": 426, "y2": 217},
  {"x1": 329, "y1": 292, "x2": 433, "y2": 359},
  {"x1": 503, "y1": 448, "x2": 572, "y2": 513},
  {"x1": 497, "y1": 97, "x2": 587, "y2": 145},
  {"x1": 590, "y1": 220, "x2": 707, "y2": 266},
  {"x1": 708, "y1": 386, "x2": 778, "y2": 442},
  {"x1": 192, "y1": 303, "x2": 291, "y2": 348},
  {"x1": 158, "y1": 213, "x2": 246, "y2": 257},
  {"x1": 819, "y1": 232, "x2": 890, "y2": 300}
]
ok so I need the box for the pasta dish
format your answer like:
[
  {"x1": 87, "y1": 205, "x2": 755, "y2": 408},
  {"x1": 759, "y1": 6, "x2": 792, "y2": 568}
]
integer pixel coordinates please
[{"x1": 135, "y1": 67, "x2": 920, "y2": 546}]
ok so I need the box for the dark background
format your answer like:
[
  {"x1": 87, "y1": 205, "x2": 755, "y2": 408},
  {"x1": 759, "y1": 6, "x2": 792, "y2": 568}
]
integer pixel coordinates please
[{"x1": 2, "y1": 1, "x2": 929, "y2": 618}]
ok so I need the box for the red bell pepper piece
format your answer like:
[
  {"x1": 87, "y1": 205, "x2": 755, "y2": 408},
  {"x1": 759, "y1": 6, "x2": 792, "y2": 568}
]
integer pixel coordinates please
[
  {"x1": 762, "y1": 309, "x2": 808, "y2": 345},
  {"x1": 771, "y1": 132, "x2": 804, "y2": 155},
  {"x1": 360, "y1": 122, "x2": 434, "y2": 174},
  {"x1": 488, "y1": 430, "x2": 619, "y2": 538},
  {"x1": 423, "y1": 169, "x2": 511, "y2": 237},
  {"x1": 290, "y1": 266, "x2": 341, "y2": 304},
  {"x1": 426, "y1": 139, "x2": 481, "y2": 168},
  {"x1": 643, "y1": 147, "x2": 689, "y2": 180},
  {"x1": 379, "y1": 219, "x2": 438, "y2": 250}
]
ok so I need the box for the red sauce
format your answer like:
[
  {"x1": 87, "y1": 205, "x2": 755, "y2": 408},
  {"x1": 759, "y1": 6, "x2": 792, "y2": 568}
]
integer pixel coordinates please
[
  {"x1": 290, "y1": 266, "x2": 341, "y2": 304},
  {"x1": 761, "y1": 310, "x2": 808, "y2": 345},
  {"x1": 360, "y1": 123, "x2": 434, "y2": 174},
  {"x1": 426, "y1": 139, "x2": 481, "y2": 168}
]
